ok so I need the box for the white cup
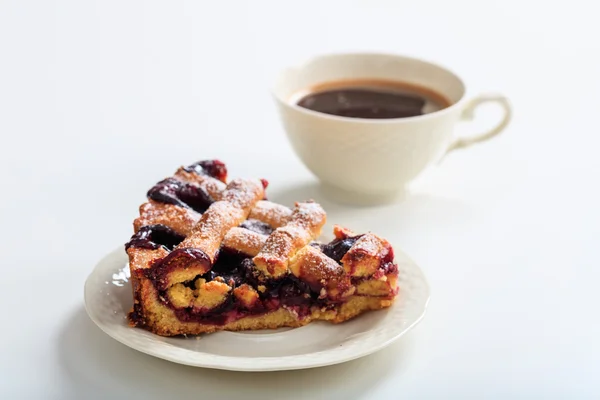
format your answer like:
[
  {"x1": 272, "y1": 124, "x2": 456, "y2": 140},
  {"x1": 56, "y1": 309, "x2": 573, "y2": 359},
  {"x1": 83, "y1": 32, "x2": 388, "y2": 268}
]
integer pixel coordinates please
[{"x1": 272, "y1": 52, "x2": 511, "y2": 197}]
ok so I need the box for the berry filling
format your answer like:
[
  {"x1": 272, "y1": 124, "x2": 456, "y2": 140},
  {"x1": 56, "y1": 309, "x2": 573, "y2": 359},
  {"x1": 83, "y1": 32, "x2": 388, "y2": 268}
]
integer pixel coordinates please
[
  {"x1": 155, "y1": 249, "x2": 325, "y2": 325},
  {"x1": 125, "y1": 224, "x2": 185, "y2": 251},
  {"x1": 130, "y1": 228, "x2": 396, "y2": 326},
  {"x1": 183, "y1": 159, "x2": 228, "y2": 182},
  {"x1": 320, "y1": 234, "x2": 363, "y2": 263},
  {"x1": 145, "y1": 248, "x2": 212, "y2": 291},
  {"x1": 147, "y1": 178, "x2": 214, "y2": 213}
]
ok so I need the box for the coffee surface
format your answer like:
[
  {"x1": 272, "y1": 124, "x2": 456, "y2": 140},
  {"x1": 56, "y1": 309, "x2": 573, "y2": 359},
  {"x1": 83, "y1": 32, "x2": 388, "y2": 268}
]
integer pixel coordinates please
[{"x1": 295, "y1": 79, "x2": 450, "y2": 119}]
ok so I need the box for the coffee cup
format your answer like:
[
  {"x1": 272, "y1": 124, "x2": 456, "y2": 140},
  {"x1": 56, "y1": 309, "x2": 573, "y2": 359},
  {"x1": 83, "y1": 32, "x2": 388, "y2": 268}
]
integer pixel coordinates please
[{"x1": 272, "y1": 52, "x2": 511, "y2": 197}]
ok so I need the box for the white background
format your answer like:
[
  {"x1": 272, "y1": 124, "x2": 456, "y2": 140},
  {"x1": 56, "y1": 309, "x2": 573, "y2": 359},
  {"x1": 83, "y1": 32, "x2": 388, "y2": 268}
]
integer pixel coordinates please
[{"x1": 1, "y1": 0, "x2": 599, "y2": 398}]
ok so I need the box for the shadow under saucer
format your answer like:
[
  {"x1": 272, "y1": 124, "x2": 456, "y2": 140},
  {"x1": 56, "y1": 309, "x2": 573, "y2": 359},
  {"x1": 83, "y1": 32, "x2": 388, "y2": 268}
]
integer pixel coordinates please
[{"x1": 56, "y1": 307, "x2": 416, "y2": 400}]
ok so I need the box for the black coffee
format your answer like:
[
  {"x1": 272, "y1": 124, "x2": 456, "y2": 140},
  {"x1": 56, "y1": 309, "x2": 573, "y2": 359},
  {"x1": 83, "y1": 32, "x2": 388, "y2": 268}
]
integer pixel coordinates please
[{"x1": 295, "y1": 79, "x2": 451, "y2": 119}]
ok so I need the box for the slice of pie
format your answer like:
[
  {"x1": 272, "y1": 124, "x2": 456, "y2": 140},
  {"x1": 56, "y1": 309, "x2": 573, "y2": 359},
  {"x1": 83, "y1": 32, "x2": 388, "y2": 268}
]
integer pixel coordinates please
[{"x1": 125, "y1": 160, "x2": 399, "y2": 336}]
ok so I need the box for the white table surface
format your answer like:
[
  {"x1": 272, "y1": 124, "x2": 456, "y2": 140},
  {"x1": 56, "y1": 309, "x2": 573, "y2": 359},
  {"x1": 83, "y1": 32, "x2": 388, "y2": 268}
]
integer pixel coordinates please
[{"x1": 1, "y1": 1, "x2": 598, "y2": 398}]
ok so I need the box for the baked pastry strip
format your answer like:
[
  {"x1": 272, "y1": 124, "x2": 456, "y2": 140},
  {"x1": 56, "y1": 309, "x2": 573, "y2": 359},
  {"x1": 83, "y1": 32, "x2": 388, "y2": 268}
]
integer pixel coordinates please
[
  {"x1": 253, "y1": 201, "x2": 326, "y2": 278},
  {"x1": 222, "y1": 227, "x2": 267, "y2": 256},
  {"x1": 341, "y1": 233, "x2": 392, "y2": 278},
  {"x1": 134, "y1": 201, "x2": 201, "y2": 236},
  {"x1": 288, "y1": 245, "x2": 354, "y2": 301},
  {"x1": 248, "y1": 200, "x2": 293, "y2": 228}
]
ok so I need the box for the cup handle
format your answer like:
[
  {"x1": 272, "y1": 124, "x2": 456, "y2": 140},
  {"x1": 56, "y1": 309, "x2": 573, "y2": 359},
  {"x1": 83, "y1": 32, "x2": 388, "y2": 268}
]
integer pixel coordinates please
[{"x1": 445, "y1": 94, "x2": 512, "y2": 154}]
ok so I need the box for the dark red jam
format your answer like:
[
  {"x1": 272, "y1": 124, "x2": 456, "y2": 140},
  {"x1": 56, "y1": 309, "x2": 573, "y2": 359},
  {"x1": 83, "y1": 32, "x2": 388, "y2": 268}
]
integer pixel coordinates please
[
  {"x1": 144, "y1": 248, "x2": 212, "y2": 291},
  {"x1": 183, "y1": 159, "x2": 228, "y2": 182},
  {"x1": 152, "y1": 248, "x2": 323, "y2": 325},
  {"x1": 125, "y1": 224, "x2": 185, "y2": 251},
  {"x1": 147, "y1": 178, "x2": 214, "y2": 213},
  {"x1": 320, "y1": 234, "x2": 363, "y2": 263}
]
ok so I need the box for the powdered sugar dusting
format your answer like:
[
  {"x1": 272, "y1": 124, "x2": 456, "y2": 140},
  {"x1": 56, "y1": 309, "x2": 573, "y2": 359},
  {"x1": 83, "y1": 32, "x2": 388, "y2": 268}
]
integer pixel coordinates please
[
  {"x1": 135, "y1": 201, "x2": 201, "y2": 236},
  {"x1": 288, "y1": 246, "x2": 352, "y2": 300},
  {"x1": 252, "y1": 201, "x2": 326, "y2": 278},
  {"x1": 175, "y1": 178, "x2": 265, "y2": 261},
  {"x1": 175, "y1": 168, "x2": 227, "y2": 200},
  {"x1": 255, "y1": 231, "x2": 292, "y2": 269},
  {"x1": 223, "y1": 179, "x2": 265, "y2": 209},
  {"x1": 223, "y1": 227, "x2": 267, "y2": 256},
  {"x1": 348, "y1": 233, "x2": 384, "y2": 256},
  {"x1": 293, "y1": 201, "x2": 326, "y2": 235},
  {"x1": 249, "y1": 201, "x2": 293, "y2": 228}
]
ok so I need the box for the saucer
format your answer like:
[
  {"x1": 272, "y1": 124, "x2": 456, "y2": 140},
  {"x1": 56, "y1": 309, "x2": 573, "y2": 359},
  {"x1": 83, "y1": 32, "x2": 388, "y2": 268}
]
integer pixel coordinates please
[{"x1": 84, "y1": 246, "x2": 429, "y2": 371}]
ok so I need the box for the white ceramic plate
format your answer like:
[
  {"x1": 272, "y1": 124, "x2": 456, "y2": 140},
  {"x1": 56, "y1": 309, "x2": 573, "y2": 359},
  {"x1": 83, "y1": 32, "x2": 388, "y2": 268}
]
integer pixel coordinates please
[{"x1": 84, "y1": 246, "x2": 429, "y2": 371}]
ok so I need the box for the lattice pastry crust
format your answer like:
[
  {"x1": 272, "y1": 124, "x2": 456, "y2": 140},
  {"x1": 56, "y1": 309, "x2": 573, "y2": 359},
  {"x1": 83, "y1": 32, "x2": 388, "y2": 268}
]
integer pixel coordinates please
[{"x1": 125, "y1": 160, "x2": 399, "y2": 336}]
